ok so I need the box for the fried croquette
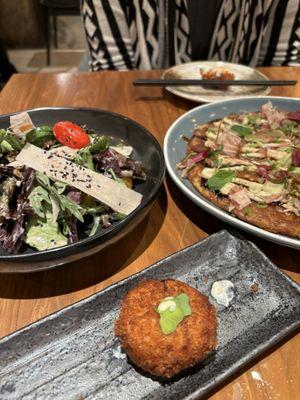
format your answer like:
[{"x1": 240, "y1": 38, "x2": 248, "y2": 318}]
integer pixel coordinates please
[{"x1": 115, "y1": 279, "x2": 217, "y2": 378}]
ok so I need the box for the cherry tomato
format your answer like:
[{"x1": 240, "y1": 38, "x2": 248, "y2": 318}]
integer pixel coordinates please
[{"x1": 53, "y1": 121, "x2": 90, "y2": 149}]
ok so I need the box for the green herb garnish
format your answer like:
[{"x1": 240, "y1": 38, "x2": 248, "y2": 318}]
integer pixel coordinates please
[
  {"x1": 207, "y1": 170, "x2": 236, "y2": 191},
  {"x1": 246, "y1": 114, "x2": 259, "y2": 126},
  {"x1": 231, "y1": 125, "x2": 253, "y2": 137},
  {"x1": 207, "y1": 127, "x2": 216, "y2": 133},
  {"x1": 243, "y1": 206, "x2": 252, "y2": 215},
  {"x1": 155, "y1": 293, "x2": 192, "y2": 335},
  {"x1": 256, "y1": 203, "x2": 267, "y2": 208}
]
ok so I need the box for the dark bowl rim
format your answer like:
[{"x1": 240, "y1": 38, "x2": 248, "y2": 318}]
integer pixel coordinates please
[{"x1": 0, "y1": 106, "x2": 165, "y2": 261}]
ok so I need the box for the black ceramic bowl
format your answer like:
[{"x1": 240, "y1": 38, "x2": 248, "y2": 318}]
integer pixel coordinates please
[{"x1": 0, "y1": 108, "x2": 165, "y2": 273}]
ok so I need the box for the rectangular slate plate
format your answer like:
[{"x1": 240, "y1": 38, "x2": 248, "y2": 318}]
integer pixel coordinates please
[{"x1": 1, "y1": 230, "x2": 299, "y2": 400}]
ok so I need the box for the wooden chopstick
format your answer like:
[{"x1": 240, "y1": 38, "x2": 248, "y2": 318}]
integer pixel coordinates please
[{"x1": 133, "y1": 79, "x2": 297, "y2": 87}]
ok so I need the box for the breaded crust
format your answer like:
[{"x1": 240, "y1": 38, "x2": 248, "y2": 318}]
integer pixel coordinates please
[
  {"x1": 188, "y1": 165, "x2": 300, "y2": 238},
  {"x1": 115, "y1": 279, "x2": 217, "y2": 379}
]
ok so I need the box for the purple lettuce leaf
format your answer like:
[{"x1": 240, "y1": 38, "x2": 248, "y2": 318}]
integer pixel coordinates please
[
  {"x1": 93, "y1": 148, "x2": 146, "y2": 180},
  {"x1": 66, "y1": 217, "x2": 78, "y2": 243},
  {"x1": 1, "y1": 168, "x2": 35, "y2": 253}
]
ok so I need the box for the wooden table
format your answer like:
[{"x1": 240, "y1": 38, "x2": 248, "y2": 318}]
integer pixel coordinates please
[{"x1": 0, "y1": 67, "x2": 299, "y2": 399}]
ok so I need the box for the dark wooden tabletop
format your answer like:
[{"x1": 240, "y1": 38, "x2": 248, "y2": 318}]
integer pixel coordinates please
[{"x1": 0, "y1": 67, "x2": 299, "y2": 399}]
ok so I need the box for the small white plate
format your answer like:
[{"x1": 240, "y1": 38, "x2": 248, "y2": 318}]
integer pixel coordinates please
[{"x1": 162, "y1": 61, "x2": 271, "y2": 103}]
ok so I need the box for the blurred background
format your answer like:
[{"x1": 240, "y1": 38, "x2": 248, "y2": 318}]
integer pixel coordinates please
[{"x1": 1, "y1": 0, "x2": 85, "y2": 74}]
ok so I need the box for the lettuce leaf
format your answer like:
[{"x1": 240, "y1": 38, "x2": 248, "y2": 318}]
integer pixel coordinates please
[
  {"x1": 25, "y1": 211, "x2": 68, "y2": 251},
  {"x1": 72, "y1": 150, "x2": 94, "y2": 171},
  {"x1": 34, "y1": 171, "x2": 83, "y2": 222},
  {"x1": 71, "y1": 135, "x2": 108, "y2": 171},
  {"x1": 89, "y1": 215, "x2": 100, "y2": 236},
  {"x1": 35, "y1": 171, "x2": 51, "y2": 189},
  {"x1": 89, "y1": 135, "x2": 108, "y2": 153},
  {"x1": 58, "y1": 193, "x2": 84, "y2": 222},
  {"x1": 0, "y1": 129, "x2": 24, "y2": 153},
  {"x1": 28, "y1": 185, "x2": 51, "y2": 218},
  {"x1": 26, "y1": 126, "x2": 57, "y2": 148}
]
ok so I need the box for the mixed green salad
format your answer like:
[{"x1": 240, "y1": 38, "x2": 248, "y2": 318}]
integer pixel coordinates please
[{"x1": 0, "y1": 112, "x2": 145, "y2": 253}]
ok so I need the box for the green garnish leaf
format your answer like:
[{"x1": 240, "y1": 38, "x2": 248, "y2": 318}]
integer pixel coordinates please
[
  {"x1": 207, "y1": 170, "x2": 236, "y2": 191},
  {"x1": 155, "y1": 293, "x2": 192, "y2": 335},
  {"x1": 210, "y1": 150, "x2": 220, "y2": 160},
  {"x1": 174, "y1": 293, "x2": 192, "y2": 316},
  {"x1": 159, "y1": 307, "x2": 184, "y2": 335},
  {"x1": 256, "y1": 203, "x2": 267, "y2": 208},
  {"x1": 207, "y1": 127, "x2": 216, "y2": 133},
  {"x1": 243, "y1": 206, "x2": 252, "y2": 215},
  {"x1": 231, "y1": 125, "x2": 252, "y2": 137},
  {"x1": 246, "y1": 114, "x2": 259, "y2": 126}
]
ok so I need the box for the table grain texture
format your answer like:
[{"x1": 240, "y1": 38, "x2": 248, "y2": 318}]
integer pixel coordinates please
[{"x1": 0, "y1": 67, "x2": 299, "y2": 400}]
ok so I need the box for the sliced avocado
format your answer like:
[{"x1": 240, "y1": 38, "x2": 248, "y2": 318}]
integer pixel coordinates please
[
  {"x1": 273, "y1": 153, "x2": 292, "y2": 170},
  {"x1": 234, "y1": 178, "x2": 284, "y2": 197},
  {"x1": 289, "y1": 167, "x2": 300, "y2": 174}
]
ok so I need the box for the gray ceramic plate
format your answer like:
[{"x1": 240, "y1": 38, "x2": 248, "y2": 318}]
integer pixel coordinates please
[
  {"x1": 162, "y1": 61, "x2": 270, "y2": 103},
  {"x1": 164, "y1": 96, "x2": 300, "y2": 250},
  {"x1": 0, "y1": 107, "x2": 165, "y2": 272},
  {"x1": 0, "y1": 230, "x2": 299, "y2": 400}
]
